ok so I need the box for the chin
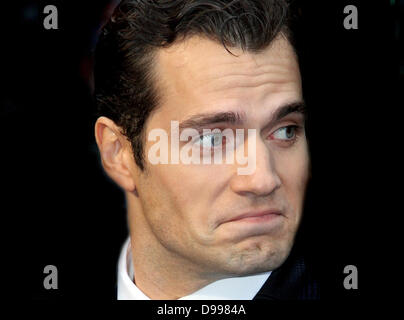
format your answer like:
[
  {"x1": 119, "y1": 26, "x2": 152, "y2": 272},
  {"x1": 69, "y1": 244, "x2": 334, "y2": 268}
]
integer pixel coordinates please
[{"x1": 222, "y1": 239, "x2": 294, "y2": 276}]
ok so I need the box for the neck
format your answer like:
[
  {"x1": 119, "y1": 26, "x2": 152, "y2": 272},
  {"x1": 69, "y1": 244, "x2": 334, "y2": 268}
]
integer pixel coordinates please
[{"x1": 130, "y1": 239, "x2": 215, "y2": 299}]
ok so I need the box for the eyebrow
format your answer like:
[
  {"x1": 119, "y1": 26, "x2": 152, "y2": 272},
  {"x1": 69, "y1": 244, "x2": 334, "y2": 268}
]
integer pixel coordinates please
[{"x1": 178, "y1": 101, "x2": 306, "y2": 131}]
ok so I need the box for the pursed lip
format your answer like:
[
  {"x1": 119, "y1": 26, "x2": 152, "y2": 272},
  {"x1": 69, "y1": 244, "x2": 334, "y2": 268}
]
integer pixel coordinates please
[{"x1": 223, "y1": 209, "x2": 283, "y2": 224}]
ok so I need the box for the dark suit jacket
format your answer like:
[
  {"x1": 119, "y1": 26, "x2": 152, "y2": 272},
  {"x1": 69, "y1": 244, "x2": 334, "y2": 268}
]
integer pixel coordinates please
[{"x1": 253, "y1": 244, "x2": 320, "y2": 300}]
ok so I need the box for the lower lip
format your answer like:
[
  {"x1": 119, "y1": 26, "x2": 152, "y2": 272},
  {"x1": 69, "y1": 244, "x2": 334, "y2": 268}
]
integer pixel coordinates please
[
  {"x1": 221, "y1": 213, "x2": 283, "y2": 237},
  {"x1": 229, "y1": 213, "x2": 282, "y2": 224}
]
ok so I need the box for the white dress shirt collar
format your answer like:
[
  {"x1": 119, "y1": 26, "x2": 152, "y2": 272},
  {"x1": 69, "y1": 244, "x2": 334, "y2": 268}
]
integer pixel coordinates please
[{"x1": 117, "y1": 238, "x2": 271, "y2": 300}]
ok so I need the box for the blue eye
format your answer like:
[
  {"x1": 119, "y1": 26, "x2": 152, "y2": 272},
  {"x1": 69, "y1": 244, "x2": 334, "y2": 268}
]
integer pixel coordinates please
[
  {"x1": 198, "y1": 133, "x2": 223, "y2": 148},
  {"x1": 272, "y1": 126, "x2": 297, "y2": 140}
]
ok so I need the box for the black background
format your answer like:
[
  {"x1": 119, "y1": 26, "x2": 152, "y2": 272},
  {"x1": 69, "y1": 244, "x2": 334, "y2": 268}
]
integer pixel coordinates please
[{"x1": 1, "y1": 0, "x2": 400, "y2": 305}]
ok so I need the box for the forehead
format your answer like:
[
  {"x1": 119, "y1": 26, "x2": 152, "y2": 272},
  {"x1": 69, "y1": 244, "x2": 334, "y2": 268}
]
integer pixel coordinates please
[{"x1": 153, "y1": 35, "x2": 301, "y2": 122}]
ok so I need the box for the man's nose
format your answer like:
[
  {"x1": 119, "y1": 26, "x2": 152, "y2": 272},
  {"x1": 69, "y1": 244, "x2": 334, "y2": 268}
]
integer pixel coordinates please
[{"x1": 230, "y1": 138, "x2": 281, "y2": 197}]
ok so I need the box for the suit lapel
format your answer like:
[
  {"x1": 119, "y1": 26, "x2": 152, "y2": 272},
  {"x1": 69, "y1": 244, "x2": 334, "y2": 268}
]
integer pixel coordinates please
[{"x1": 253, "y1": 246, "x2": 320, "y2": 300}]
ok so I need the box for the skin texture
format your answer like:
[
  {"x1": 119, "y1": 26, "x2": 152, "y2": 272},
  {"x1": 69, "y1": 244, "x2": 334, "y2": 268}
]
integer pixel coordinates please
[{"x1": 95, "y1": 35, "x2": 310, "y2": 299}]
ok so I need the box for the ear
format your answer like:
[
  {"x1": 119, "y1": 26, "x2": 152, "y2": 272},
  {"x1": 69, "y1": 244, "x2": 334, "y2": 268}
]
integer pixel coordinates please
[{"x1": 94, "y1": 116, "x2": 136, "y2": 192}]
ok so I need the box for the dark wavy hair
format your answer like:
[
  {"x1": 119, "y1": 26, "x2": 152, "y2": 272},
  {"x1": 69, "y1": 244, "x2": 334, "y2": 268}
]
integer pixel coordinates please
[{"x1": 94, "y1": 0, "x2": 292, "y2": 170}]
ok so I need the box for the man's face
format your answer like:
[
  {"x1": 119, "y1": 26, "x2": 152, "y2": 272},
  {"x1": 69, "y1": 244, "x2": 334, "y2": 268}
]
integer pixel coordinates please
[{"x1": 132, "y1": 36, "x2": 309, "y2": 279}]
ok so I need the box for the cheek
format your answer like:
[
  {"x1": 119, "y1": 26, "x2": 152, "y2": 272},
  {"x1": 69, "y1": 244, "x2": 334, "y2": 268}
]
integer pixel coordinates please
[
  {"x1": 143, "y1": 164, "x2": 225, "y2": 235},
  {"x1": 141, "y1": 165, "x2": 191, "y2": 220}
]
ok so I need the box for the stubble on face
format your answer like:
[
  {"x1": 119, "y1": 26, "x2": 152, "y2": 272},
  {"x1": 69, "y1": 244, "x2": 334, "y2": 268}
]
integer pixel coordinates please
[{"x1": 126, "y1": 35, "x2": 310, "y2": 297}]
